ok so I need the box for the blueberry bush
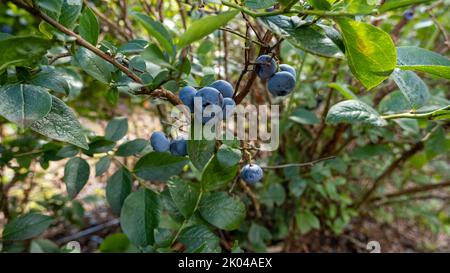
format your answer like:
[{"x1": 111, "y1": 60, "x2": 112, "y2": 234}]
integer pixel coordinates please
[{"x1": 0, "y1": 0, "x2": 449, "y2": 253}]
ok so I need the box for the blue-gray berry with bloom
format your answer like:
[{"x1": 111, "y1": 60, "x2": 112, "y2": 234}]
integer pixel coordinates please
[
  {"x1": 222, "y1": 97, "x2": 236, "y2": 119},
  {"x1": 150, "y1": 131, "x2": 170, "y2": 152},
  {"x1": 209, "y1": 80, "x2": 234, "y2": 98},
  {"x1": 279, "y1": 64, "x2": 296, "y2": 78},
  {"x1": 178, "y1": 86, "x2": 197, "y2": 112},
  {"x1": 170, "y1": 138, "x2": 188, "y2": 156},
  {"x1": 240, "y1": 164, "x2": 263, "y2": 184},
  {"x1": 255, "y1": 55, "x2": 277, "y2": 80},
  {"x1": 194, "y1": 87, "x2": 224, "y2": 123},
  {"x1": 404, "y1": 10, "x2": 414, "y2": 20},
  {"x1": 267, "y1": 71, "x2": 296, "y2": 96}
]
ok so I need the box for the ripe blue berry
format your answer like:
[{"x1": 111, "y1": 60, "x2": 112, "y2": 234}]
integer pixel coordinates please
[
  {"x1": 1, "y1": 25, "x2": 12, "y2": 34},
  {"x1": 194, "y1": 87, "x2": 224, "y2": 123},
  {"x1": 279, "y1": 64, "x2": 296, "y2": 78},
  {"x1": 404, "y1": 10, "x2": 414, "y2": 21},
  {"x1": 240, "y1": 164, "x2": 263, "y2": 184},
  {"x1": 222, "y1": 97, "x2": 236, "y2": 119},
  {"x1": 255, "y1": 55, "x2": 277, "y2": 80},
  {"x1": 170, "y1": 138, "x2": 188, "y2": 156},
  {"x1": 178, "y1": 86, "x2": 197, "y2": 112},
  {"x1": 267, "y1": 71, "x2": 296, "y2": 96},
  {"x1": 150, "y1": 131, "x2": 170, "y2": 152},
  {"x1": 209, "y1": 80, "x2": 234, "y2": 98}
]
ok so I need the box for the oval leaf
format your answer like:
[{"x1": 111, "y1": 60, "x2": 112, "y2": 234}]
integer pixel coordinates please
[
  {"x1": 336, "y1": 18, "x2": 396, "y2": 89},
  {"x1": 326, "y1": 100, "x2": 387, "y2": 127},
  {"x1": 178, "y1": 10, "x2": 239, "y2": 49},
  {"x1": 134, "y1": 152, "x2": 189, "y2": 181},
  {"x1": 79, "y1": 7, "x2": 99, "y2": 45},
  {"x1": 30, "y1": 96, "x2": 89, "y2": 149},
  {"x1": 120, "y1": 188, "x2": 160, "y2": 246},
  {"x1": 199, "y1": 192, "x2": 246, "y2": 231},
  {"x1": 2, "y1": 213, "x2": 53, "y2": 241},
  {"x1": 391, "y1": 69, "x2": 430, "y2": 109},
  {"x1": 105, "y1": 117, "x2": 128, "y2": 141},
  {"x1": 0, "y1": 84, "x2": 52, "y2": 127},
  {"x1": 397, "y1": 46, "x2": 450, "y2": 79},
  {"x1": 64, "y1": 157, "x2": 90, "y2": 199},
  {"x1": 259, "y1": 15, "x2": 344, "y2": 58},
  {"x1": 167, "y1": 177, "x2": 200, "y2": 218},
  {"x1": 0, "y1": 35, "x2": 51, "y2": 71},
  {"x1": 106, "y1": 167, "x2": 132, "y2": 214}
]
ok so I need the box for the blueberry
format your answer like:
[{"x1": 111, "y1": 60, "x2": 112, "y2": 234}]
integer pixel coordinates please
[
  {"x1": 255, "y1": 55, "x2": 277, "y2": 80},
  {"x1": 1, "y1": 25, "x2": 12, "y2": 34},
  {"x1": 178, "y1": 86, "x2": 197, "y2": 112},
  {"x1": 209, "y1": 80, "x2": 234, "y2": 98},
  {"x1": 194, "y1": 87, "x2": 224, "y2": 123},
  {"x1": 150, "y1": 131, "x2": 170, "y2": 152},
  {"x1": 267, "y1": 71, "x2": 296, "y2": 96},
  {"x1": 170, "y1": 138, "x2": 188, "y2": 156},
  {"x1": 222, "y1": 97, "x2": 236, "y2": 119},
  {"x1": 240, "y1": 164, "x2": 263, "y2": 184},
  {"x1": 404, "y1": 10, "x2": 414, "y2": 20},
  {"x1": 279, "y1": 64, "x2": 296, "y2": 78}
]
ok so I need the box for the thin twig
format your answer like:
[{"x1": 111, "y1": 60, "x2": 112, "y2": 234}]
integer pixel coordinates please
[{"x1": 262, "y1": 156, "x2": 336, "y2": 169}]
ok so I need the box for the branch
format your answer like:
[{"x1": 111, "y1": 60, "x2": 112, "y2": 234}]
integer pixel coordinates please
[
  {"x1": 381, "y1": 105, "x2": 450, "y2": 121},
  {"x1": 221, "y1": 0, "x2": 377, "y2": 18},
  {"x1": 369, "y1": 180, "x2": 450, "y2": 204},
  {"x1": 262, "y1": 156, "x2": 336, "y2": 169},
  {"x1": 13, "y1": 0, "x2": 182, "y2": 106}
]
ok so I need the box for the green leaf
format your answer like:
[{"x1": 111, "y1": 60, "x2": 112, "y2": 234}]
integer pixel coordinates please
[
  {"x1": 336, "y1": 18, "x2": 396, "y2": 89},
  {"x1": 216, "y1": 144, "x2": 242, "y2": 169},
  {"x1": 306, "y1": 0, "x2": 332, "y2": 10},
  {"x1": 116, "y1": 139, "x2": 148, "y2": 157},
  {"x1": 296, "y1": 210, "x2": 320, "y2": 234},
  {"x1": 73, "y1": 47, "x2": 115, "y2": 83},
  {"x1": 84, "y1": 138, "x2": 115, "y2": 156},
  {"x1": 326, "y1": 100, "x2": 387, "y2": 127},
  {"x1": 199, "y1": 192, "x2": 246, "y2": 231},
  {"x1": 56, "y1": 145, "x2": 79, "y2": 158},
  {"x1": 202, "y1": 156, "x2": 238, "y2": 191},
  {"x1": 167, "y1": 177, "x2": 201, "y2": 218},
  {"x1": 261, "y1": 183, "x2": 286, "y2": 206},
  {"x1": 79, "y1": 7, "x2": 99, "y2": 45},
  {"x1": 396, "y1": 46, "x2": 450, "y2": 79},
  {"x1": 339, "y1": 0, "x2": 376, "y2": 14},
  {"x1": 0, "y1": 84, "x2": 52, "y2": 127},
  {"x1": 30, "y1": 239, "x2": 61, "y2": 253},
  {"x1": 134, "y1": 152, "x2": 189, "y2": 181},
  {"x1": 179, "y1": 225, "x2": 221, "y2": 253},
  {"x1": 30, "y1": 96, "x2": 88, "y2": 149},
  {"x1": 118, "y1": 39, "x2": 148, "y2": 54},
  {"x1": 178, "y1": 10, "x2": 239, "y2": 49},
  {"x1": 259, "y1": 15, "x2": 344, "y2": 58},
  {"x1": 134, "y1": 13, "x2": 175, "y2": 57},
  {"x1": 105, "y1": 117, "x2": 128, "y2": 141},
  {"x1": 106, "y1": 167, "x2": 132, "y2": 214},
  {"x1": 36, "y1": 0, "x2": 63, "y2": 20},
  {"x1": 2, "y1": 213, "x2": 53, "y2": 241},
  {"x1": 30, "y1": 69, "x2": 71, "y2": 95},
  {"x1": 187, "y1": 136, "x2": 216, "y2": 171},
  {"x1": 64, "y1": 157, "x2": 90, "y2": 199},
  {"x1": 0, "y1": 35, "x2": 51, "y2": 71},
  {"x1": 120, "y1": 188, "x2": 160, "y2": 246},
  {"x1": 245, "y1": 0, "x2": 277, "y2": 9},
  {"x1": 328, "y1": 83, "x2": 358, "y2": 100},
  {"x1": 378, "y1": 90, "x2": 411, "y2": 114},
  {"x1": 289, "y1": 108, "x2": 320, "y2": 125},
  {"x1": 95, "y1": 156, "x2": 111, "y2": 176},
  {"x1": 391, "y1": 69, "x2": 430, "y2": 109},
  {"x1": 248, "y1": 223, "x2": 272, "y2": 247},
  {"x1": 99, "y1": 233, "x2": 139, "y2": 253},
  {"x1": 59, "y1": 0, "x2": 82, "y2": 30},
  {"x1": 380, "y1": 0, "x2": 434, "y2": 12}
]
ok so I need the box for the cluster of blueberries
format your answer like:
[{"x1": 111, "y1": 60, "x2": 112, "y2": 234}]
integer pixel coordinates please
[
  {"x1": 255, "y1": 55, "x2": 297, "y2": 97},
  {"x1": 178, "y1": 80, "x2": 236, "y2": 123},
  {"x1": 150, "y1": 131, "x2": 187, "y2": 156},
  {"x1": 150, "y1": 130, "x2": 263, "y2": 184}
]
